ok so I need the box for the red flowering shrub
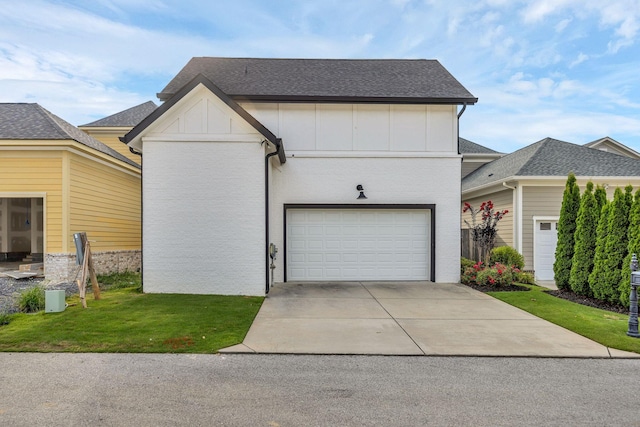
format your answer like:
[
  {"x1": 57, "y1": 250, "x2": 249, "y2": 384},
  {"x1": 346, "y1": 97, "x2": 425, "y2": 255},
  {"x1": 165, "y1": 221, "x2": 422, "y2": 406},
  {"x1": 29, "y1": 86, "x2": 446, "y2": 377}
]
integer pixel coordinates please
[
  {"x1": 461, "y1": 261, "x2": 483, "y2": 284},
  {"x1": 475, "y1": 263, "x2": 515, "y2": 287},
  {"x1": 463, "y1": 200, "x2": 509, "y2": 265}
]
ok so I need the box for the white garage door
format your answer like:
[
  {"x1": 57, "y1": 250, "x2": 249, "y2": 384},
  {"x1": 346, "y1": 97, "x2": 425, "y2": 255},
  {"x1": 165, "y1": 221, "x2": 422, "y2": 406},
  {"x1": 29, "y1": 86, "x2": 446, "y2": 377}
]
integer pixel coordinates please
[
  {"x1": 286, "y1": 209, "x2": 430, "y2": 281},
  {"x1": 534, "y1": 220, "x2": 558, "y2": 281}
]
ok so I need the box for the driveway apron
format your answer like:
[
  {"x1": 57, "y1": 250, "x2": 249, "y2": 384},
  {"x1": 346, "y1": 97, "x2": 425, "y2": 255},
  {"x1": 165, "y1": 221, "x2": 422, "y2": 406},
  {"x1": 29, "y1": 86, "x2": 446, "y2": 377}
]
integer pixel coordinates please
[{"x1": 221, "y1": 281, "x2": 638, "y2": 357}]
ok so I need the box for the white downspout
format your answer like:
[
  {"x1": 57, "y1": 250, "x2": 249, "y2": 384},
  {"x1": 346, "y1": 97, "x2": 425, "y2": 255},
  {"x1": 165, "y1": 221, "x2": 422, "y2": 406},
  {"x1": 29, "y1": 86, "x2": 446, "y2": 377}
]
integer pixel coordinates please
[{"x1": 502, "y1": 182, "x2": 519, "y2": 253}]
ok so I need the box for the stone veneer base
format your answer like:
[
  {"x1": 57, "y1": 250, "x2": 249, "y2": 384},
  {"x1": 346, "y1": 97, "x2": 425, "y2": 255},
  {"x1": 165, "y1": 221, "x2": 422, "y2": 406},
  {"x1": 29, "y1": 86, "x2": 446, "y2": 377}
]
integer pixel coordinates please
[{"x1": 44, "y1": 250, "x2": 141, "y2": 283}]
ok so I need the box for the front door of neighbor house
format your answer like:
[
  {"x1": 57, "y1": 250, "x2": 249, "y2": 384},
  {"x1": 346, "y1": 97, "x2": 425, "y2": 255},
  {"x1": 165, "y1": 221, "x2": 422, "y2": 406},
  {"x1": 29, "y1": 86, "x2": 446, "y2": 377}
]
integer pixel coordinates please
[{"x1": 534, "y1": 219, "x2": 558, "y2": 281}]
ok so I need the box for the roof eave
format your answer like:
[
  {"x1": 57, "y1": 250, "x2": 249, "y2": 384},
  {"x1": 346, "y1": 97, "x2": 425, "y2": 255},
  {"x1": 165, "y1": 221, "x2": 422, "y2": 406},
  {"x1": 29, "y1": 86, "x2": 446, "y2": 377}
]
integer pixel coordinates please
[{"x1": 158, "y1": 92, "x2": 478, "y2": 105}]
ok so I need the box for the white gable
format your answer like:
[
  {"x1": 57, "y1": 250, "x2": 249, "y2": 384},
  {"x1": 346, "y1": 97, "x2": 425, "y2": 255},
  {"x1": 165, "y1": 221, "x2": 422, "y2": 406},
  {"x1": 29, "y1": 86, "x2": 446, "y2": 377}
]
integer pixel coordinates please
[{"x1": 133, "y1": 84, "x2": 267, "y2": 150}]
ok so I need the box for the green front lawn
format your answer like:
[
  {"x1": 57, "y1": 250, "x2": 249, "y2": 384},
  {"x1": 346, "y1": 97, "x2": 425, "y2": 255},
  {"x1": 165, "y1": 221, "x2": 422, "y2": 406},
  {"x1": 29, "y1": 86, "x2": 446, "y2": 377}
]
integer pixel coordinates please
[
  {"x1": 0, "y1": 284, "x2": 263, "y2": 353},
  {"x1": 488, "y1": 284, "x2": 640, "y2": 353}
]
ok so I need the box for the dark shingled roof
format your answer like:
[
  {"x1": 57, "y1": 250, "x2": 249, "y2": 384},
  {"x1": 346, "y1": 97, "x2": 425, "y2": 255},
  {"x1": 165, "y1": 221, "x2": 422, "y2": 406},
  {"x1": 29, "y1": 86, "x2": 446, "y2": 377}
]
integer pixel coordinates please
[
  {"x1": 459, "y1": 137, "x2": 501, "y2": 154},
  {"x1": 462, "y1": 137, "x2": 640, "y2": 191},
  {"x1": 158, "y1": 57, "x2": 477, "y2": 104},
  {"x1": 0, "y1": 103, "x2": 139, "y2": 168},
  {"x1": 80, "y1": 101, "x2": 157, "y2": 127}
]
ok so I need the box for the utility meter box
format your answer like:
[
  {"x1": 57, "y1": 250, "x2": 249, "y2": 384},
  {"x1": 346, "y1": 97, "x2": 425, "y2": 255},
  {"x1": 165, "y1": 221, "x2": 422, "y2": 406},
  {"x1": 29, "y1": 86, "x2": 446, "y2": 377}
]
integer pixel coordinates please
[{"x1": 45, "y1": 290, "x2": 66, "y2": 313}]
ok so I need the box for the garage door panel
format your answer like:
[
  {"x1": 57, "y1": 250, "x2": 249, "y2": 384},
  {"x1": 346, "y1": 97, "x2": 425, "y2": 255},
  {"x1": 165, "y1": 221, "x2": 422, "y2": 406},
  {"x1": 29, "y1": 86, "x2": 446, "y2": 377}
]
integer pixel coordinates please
[{"x1": 287, "y1": 209, "x2": 431, "y2": 281}]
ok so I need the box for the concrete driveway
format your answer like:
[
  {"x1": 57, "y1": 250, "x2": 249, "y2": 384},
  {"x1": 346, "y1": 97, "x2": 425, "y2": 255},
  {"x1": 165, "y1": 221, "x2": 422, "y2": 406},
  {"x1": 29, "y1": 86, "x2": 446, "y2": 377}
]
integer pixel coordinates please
[{"x1": 222, "y1": 281, "x2": 639, "y2": 357}]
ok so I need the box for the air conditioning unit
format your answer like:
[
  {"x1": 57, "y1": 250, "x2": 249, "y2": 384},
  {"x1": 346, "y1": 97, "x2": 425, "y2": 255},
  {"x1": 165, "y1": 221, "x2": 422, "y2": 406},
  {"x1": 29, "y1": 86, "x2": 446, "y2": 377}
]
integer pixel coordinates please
[{"x1": 45, "y1": 290, "x2": 66, "y2": 313}]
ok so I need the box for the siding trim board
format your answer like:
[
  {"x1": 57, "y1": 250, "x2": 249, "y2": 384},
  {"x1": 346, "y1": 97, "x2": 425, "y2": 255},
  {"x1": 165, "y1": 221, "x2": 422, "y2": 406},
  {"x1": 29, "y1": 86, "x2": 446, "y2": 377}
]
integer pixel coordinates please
[
  {"x1": 283, "y1": 203, "x2": 436, "y2": 282},
  {"x1": 0, "y1": 144, "x2": 140, "y2": 176}
]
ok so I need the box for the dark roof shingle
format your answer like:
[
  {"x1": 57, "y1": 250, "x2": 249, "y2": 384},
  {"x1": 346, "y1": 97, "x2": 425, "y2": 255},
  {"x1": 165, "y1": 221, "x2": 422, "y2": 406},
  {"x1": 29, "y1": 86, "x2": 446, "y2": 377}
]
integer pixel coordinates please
[
  {"x1": 80, "y1": 101, "x2": 157, "y2": 127},
  {"x1": 459, "y1": 137, "x2": 501, "y2": 154},
  {"x1": 158, "y1": 57, "x2": 477, "y2": 104},
  {"x1": 462, "y1": 137, "x2": 640, "y2": 191},
  {"x1": 0, "y1": 103, "x2": 139, "y2": 168}
]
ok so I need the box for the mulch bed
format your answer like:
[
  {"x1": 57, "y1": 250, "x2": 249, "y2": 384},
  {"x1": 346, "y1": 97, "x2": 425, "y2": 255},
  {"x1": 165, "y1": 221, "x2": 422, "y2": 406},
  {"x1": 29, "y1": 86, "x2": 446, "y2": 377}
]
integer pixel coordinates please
[
  {"x1": 463, "y1": 283, "x2": 530, "y2": 293},
  {"x1": 545, "y1": 289, "x2": 628, "y2": 314},
  {"x1": 463, "y1": 282, "x2": 629, "y2": 315}
]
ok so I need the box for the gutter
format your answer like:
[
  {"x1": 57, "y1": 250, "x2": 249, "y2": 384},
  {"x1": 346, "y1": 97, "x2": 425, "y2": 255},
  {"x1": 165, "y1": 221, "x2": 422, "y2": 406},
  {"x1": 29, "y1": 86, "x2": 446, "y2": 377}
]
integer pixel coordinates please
[{"x1": 265, "y1": 138, "x2": 282, "y2": 295}]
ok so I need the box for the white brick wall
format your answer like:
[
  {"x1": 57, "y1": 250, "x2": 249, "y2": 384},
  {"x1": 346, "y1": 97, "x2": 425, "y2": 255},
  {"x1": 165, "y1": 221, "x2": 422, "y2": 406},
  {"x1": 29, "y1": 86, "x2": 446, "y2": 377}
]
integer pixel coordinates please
[
  {"x1": 142, "y1": 139, "x2": 265, "y2": 295},
  {"x1": 269, "y1": 155, "x2": 462, "y2": 283}
]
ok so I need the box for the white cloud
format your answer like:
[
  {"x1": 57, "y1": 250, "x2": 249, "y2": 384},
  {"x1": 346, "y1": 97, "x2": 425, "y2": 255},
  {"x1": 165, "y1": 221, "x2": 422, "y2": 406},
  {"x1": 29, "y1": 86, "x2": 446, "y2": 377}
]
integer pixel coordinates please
[
  {"x1": 555, "y1": 17, "x2": 572, "y2": 32},
  {"x1": 569, "y1": 52, "x2": 589, "y2": 67}
]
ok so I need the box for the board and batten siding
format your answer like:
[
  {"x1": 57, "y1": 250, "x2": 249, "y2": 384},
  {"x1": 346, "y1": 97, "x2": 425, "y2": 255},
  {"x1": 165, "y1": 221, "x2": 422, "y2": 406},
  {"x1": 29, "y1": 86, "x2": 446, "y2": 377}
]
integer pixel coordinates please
[
  {"x1": 0, "y1": 151, "x2": 63, "y2": 252},
  {"x1": 521, "y1": 186, "x2": 565, "y2": 270},
  {"x1": 461, "y1": 190, "x2": 513, "y2": 249},
  {"x1": 68, "y1": 152, "x2": 141, "y2": 252},
  {"x1": 243, "y1": 103, "x2": 457, "y2": 153}
]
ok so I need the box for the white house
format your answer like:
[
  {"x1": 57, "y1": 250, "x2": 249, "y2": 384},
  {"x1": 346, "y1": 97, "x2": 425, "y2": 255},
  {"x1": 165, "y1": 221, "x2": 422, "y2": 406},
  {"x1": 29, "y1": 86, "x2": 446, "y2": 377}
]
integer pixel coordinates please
[{"x1": 122, "y1": 57, "x2": 477, "y2": 295}]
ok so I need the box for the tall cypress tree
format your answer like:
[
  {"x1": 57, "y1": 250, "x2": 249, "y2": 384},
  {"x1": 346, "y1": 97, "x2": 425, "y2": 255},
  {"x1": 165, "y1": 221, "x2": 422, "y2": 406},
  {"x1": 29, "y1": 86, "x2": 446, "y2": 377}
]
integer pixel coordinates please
[
  {"x1": 600, "y1": 187, "x2": 631, "y2": 304},
  {"x1": 554, "y1": 173, "x2": 581, "y2": 290},
  {"x1": 594, "y1": 185, "x2": 608, "y2": 211},
  {"x1": 619, "y1": 189, "x2": 640, "y2": 307},
  {"x1": 589, "y1": 202, "x2": 611, "y2": 300},
  {"x1": 569, "y1": 182, "x2": 598, "y2": 296}
]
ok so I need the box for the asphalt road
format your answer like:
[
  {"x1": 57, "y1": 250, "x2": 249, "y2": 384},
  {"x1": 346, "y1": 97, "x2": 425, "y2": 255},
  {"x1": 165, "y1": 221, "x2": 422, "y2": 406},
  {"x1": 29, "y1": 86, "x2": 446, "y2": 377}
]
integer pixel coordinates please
[{"x1": 1, "y1": 353, "x2": 638, "y2": 426}]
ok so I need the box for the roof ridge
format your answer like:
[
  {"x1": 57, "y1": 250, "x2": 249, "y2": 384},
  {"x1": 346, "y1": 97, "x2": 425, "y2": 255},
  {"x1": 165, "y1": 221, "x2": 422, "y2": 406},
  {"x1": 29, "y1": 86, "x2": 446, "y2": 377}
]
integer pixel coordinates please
[
  {"x1": 32, "y1": 104, "x2": 70, "y2": 140},
  {"x1": 513, "y1": 137, "x2": 554, "y2": 175}
]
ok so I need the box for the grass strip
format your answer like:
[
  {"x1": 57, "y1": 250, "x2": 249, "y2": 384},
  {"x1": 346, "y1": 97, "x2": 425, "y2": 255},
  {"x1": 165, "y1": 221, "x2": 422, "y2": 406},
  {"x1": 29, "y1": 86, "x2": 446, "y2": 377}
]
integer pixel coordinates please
[
  {"x1": 0, "y1": 286, "x2": 263, "y2": 353},
  {"x1": 488, "y1": 284, "x2": 640, "y2": 354}
]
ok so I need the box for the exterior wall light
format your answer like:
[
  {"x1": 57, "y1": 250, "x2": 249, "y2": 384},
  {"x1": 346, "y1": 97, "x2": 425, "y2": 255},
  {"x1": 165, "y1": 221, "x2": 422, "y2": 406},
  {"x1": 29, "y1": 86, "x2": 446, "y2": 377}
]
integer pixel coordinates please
[{"x1": 356, "y1": 184, "x2": 367, "y2": 199}]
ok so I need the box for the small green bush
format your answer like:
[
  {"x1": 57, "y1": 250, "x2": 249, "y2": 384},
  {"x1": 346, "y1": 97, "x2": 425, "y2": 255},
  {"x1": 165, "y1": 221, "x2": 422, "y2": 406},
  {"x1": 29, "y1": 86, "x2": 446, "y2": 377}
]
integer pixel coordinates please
[
  {"x1": 475, "y1": 263, "x2": 514, "y2": 286},
  {"x1": 461, "y1": 261, "x2": 483, "y2": 284},
  {"x1": 461, "y1": 257, "x2": 476, "y2": 274},
  {"x1": 18, "y1": 286, "x2": 45, "y2": 313},
  {"x1": 0, "y1": 312, "x2": 12, "y2": 326},
  {"x1": 490, "y1": 246, "x2": 525, "y2": 269},
  {"x1": 514, "y1": 271, "x2": 536, "y2": 285}
]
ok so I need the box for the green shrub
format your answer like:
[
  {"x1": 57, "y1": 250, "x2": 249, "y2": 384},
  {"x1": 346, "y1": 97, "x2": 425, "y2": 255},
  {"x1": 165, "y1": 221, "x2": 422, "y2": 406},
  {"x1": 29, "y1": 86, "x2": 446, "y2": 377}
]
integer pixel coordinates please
[
  {"x1": 619, "y1": 189, "x2": 640, "y2": 306},
  {"x1": 0, "y1": 312, "x2": 12, "y2": 326},
  {"x1": 589, "y1": 202, "x2": 611, "y2": 299},
  {"x1": 18, "y1": 286, "x2": 45, "y2": 313},
  {"x1": 554, "y1": 172, "x2": 581, "y2": 290},
  {"x1": 490, "y1": 246, "x2": 524, "y2": 269},
  {"x1": 600, "y1": 186, "x2": 633, "y2": 303},
  {"x1": 461, "y1": 257, "x2": 476, "y2": 274},
  {"x1": 461, "y1": 261, "x2": 483, "y2": 284},
  {"x1": 475, "y1": 263, "x2": 514, "y2": 287},
  {"x1": 594, "y1": 185, "x2": 608, "y2": 211},
  {"x1": 514, "y1": 271, "x2": 536, "y2": 285},
  {"x1": 569, "y1": 182, "x2": 599, "y2": 296}
]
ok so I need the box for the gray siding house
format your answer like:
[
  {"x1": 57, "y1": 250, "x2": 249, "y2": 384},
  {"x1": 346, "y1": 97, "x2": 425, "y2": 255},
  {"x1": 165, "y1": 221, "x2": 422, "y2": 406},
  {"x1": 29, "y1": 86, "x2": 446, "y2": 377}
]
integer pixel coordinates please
[{"x1": 462, "y1": 137, "x2": 640, "y2": 280}]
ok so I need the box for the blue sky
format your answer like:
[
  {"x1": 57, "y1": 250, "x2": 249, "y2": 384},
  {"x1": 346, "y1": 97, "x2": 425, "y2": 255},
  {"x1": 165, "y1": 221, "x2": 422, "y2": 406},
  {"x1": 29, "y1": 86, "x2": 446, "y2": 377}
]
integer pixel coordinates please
[{"x1": 0, "y1": 0, "x2": 639, "y2": 153}]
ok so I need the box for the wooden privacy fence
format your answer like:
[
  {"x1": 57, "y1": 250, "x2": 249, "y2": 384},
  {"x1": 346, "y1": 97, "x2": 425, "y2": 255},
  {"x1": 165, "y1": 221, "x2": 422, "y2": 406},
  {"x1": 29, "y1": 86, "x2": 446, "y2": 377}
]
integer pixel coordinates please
[{"x1": 461, "y1": 228, "x2": 480, "y2": 262}]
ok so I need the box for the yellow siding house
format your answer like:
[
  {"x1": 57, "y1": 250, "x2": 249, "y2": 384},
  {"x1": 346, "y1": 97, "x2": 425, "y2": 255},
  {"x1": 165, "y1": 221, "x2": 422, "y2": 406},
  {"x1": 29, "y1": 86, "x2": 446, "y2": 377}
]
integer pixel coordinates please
[
  {"x1": 79, "y1": 101, "x2": 156, "y2": 165},
  {"x1": 0, "y1": 103, "x2": 141, "y2": 281}
]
